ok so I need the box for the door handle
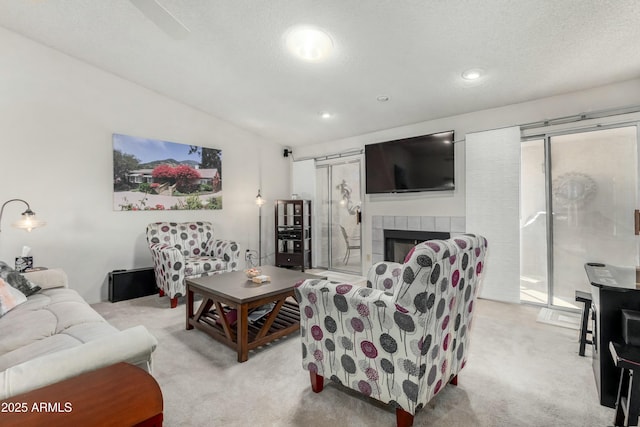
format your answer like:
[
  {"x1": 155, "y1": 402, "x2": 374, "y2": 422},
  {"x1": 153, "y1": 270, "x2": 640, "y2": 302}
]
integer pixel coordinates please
[{"x1": 635, "y1": 209, "x2": 640, "y2": 235}]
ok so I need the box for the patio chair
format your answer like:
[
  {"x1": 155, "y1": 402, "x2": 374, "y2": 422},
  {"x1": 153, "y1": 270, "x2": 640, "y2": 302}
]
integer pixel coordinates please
[{"x1": 339, "y1": 224, "x2": 360, "y2": 264}]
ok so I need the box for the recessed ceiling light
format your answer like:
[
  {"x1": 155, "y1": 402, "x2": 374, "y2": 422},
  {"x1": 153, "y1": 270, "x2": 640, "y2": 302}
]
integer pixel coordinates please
[
  {"x1": 285, "y1": 25, "x2": 334, "y2": 62},
  {"x1": 461, "y1": 68, "x2": 483, "y2": 80},
  {"x1": 377, "y1": 95, "x2": 390, "y2": 102},
  {"x1": 320, "y1": 111, "x2": 332, "y2": 119}
]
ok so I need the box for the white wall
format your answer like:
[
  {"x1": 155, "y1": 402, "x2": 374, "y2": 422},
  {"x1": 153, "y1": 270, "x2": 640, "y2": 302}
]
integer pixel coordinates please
[
  {"x1": 0, "y1": 27, "x2": 290, "y2": 303},
  {"x1": 291, "y1": 160, "x2": 315, "y2": 201},
  {"x1": 294, "y1": 78, "x2": 640, "y2": 273}
]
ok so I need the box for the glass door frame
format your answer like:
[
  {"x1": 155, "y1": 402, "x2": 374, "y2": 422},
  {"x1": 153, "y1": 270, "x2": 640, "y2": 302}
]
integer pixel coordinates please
[
  {"x1": 522, "y1": 121, "x2": 640, "y2": 311},
  {"x1": 315, "y1": 157, "x2": 363, "y2": 274}
]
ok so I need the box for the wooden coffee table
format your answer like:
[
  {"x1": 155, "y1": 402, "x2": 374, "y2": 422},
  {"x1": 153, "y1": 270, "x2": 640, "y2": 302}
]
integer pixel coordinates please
[{"x1": 186, "y1": 265, "x2": 323, "y2": 362}]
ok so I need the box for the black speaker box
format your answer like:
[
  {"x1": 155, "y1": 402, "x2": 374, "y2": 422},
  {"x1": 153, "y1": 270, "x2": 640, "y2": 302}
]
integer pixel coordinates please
[
  {"x1": 622, "y1": 309, "x2": 640, "y2": 346},
  {"x1": 109, "y1": 267, "x2": 157, "y2": 302}
]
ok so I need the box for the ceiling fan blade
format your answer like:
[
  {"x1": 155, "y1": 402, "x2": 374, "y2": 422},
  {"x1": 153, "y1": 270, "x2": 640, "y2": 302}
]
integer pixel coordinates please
[{"x1": 131, "y1": 0, "x2": 190, "y2": 40}]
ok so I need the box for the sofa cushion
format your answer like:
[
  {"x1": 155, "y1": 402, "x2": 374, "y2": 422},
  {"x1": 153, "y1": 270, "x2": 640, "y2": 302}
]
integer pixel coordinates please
[
  {"x1": 0, "y1": 288, "x2": 119, "y2": 371},
  {"x1": 184, "y1": 255, "x2": 226, "y2": 276},
  {"x1": 0, "y1": 261, "x2": 41, "y2": 296},
  {"x1": 0, "y1": 334, "x2": 81, "y2": 371},
  {"x1": 0, "y1": 278, "x2": 27, "y2": 317}
]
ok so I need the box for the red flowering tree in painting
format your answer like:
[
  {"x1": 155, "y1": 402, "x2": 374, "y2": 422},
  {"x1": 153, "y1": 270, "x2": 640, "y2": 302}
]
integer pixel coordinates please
[
  {"x1": 152, "y1": 164, "x2": 175, "y2": 184},
  {"x1": 174, "y1": 165, "x2": 201, "y2": 193}
]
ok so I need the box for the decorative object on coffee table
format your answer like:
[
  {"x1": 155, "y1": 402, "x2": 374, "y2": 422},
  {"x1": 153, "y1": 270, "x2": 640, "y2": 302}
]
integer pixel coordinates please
[
  {"x1": 251, "y1": 274, "x2": 270, "y2": 284},
  {"x1": 186, "y1": 265, "x2": 323, "y2": 362},
  {"x1": 245, "y1": 267, "x2": 262, "y2": 278}
]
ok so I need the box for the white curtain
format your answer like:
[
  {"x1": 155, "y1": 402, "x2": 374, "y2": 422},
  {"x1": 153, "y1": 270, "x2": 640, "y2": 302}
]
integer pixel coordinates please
[{"x1": 465, "y1": 126, "x2": 521, "y2": 303}]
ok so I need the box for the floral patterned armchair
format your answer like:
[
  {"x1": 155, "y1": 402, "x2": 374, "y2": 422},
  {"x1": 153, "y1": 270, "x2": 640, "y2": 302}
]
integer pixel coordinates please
[
  {"x1": 295, "y1": 234, "x2": 487, "y2": 427},
  {"x1": 146, "y1": 222, "x2": 240, "y2": 308}
]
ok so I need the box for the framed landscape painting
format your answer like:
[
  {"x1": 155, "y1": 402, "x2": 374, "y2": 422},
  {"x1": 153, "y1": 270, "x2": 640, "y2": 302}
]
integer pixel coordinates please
[{"x1": 113, "y1": 134, "x2": 222, "y2": 211}]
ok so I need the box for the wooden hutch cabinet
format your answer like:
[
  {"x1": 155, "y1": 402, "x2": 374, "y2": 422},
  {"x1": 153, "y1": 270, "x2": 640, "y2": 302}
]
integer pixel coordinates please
[{"x1": 275, "y1": 199, "x2": 312, "y2": 271}]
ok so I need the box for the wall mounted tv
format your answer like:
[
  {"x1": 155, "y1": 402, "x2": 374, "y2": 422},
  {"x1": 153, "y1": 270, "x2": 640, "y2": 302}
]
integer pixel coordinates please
[{"x1": 365, "y1": 130, "x2": 455, "y2": 194}]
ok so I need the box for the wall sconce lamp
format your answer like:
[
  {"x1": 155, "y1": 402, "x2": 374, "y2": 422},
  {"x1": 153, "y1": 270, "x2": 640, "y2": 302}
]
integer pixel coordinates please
[{"x1": 0, "y1": 199, "x2": 46, "y2": 233}]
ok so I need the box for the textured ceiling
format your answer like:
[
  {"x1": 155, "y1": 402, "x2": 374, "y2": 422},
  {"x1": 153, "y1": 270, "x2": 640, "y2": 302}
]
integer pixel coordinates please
[{"x1": 1, "y1": 0, "x2": 639, "y2": 146}]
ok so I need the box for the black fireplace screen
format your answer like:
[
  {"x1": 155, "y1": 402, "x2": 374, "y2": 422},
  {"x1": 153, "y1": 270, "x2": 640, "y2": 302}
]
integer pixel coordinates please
[{"x1": 384, "y1": 229, "x2": 450, "y2": 263}]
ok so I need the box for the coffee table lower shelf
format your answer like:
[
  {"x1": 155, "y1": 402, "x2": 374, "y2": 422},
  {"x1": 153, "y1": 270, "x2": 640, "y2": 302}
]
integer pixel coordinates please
[
  {"x1": 200, "y1": 300, "x2": 299, "y2": 341},
  {"x1": 186, "y1": 287, "x2": 300, "y2": 362}
]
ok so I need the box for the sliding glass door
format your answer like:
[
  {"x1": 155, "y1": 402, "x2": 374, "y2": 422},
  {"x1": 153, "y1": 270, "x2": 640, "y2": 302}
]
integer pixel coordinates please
[
  {"x1": 315, "y1": 160, "x2": 362, "y2": 274},
  {"x1": 521, "y1": 125, "x2": 639, "y2": 308},
  {"x1": 551, "y1": 126, "x2": 638, "y2": 307}
]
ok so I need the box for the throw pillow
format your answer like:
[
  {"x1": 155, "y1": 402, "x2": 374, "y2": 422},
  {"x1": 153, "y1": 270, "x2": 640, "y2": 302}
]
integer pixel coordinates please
[
  {"x1": 0, "y1": 277, "x2": 27, "y2": 317},
  {"x1": 0, "y1": 261, "x2": 41, "y2": 296}
]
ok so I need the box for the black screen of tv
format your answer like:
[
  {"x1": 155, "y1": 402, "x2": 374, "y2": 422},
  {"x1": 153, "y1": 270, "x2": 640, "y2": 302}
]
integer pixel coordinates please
[{"x1": 365, "y1": 131, "x2": 454, "y2": 194}]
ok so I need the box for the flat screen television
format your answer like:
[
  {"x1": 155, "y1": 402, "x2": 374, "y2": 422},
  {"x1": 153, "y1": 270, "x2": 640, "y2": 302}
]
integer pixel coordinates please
[{"x1": 365, "y1": 130, "x2": 455, "y2": 194}]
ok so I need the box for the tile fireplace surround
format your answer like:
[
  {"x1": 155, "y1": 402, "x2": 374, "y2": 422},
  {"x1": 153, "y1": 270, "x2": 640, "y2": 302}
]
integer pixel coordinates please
[{"x1": 372, "y1": 215, "x2": 466, "y2": 263}]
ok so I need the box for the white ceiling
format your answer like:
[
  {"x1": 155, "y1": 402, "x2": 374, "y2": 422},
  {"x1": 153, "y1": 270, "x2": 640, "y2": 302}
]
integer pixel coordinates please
[{"x1": 1, "y1": 0, "x2": 639, "y2": 147}]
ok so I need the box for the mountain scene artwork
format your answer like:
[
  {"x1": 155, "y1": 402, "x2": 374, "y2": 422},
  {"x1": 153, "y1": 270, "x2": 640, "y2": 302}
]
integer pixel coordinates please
[{"x1": 112, "y1": 133, "x2": 222, "y2": 211}]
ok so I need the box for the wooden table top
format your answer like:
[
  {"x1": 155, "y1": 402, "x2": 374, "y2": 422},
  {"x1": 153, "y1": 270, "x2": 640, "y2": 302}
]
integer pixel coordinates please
[
  {"x1": 186, "y1": 265, "x2": 323, "y2": 304},
  {"x1": 0, "y1": 362, "x2": 162, "y2": 427}
]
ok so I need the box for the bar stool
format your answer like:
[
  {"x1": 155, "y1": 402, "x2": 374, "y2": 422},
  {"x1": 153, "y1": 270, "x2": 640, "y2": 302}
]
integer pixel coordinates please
[
  {"x1": 575, "y1": 290, "x2": 593, "y2": 356},
  {"x1": 610, "y1": 341, "x2": 640, "y2": 426}
]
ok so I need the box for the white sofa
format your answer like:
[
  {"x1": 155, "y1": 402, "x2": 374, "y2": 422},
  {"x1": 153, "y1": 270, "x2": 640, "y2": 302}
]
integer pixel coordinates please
[{"x1": 0, "y1": 268, "x2": 158, "y2": 399}]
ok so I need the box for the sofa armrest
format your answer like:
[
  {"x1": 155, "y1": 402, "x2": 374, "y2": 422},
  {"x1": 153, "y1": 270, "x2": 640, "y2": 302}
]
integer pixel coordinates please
[
  {"x1": 22, "y1": 268, "x2": 68, "y2": 290},
  {"x1": 210, "y1": 239, "x2": 240, "y2": 271},
  {"x1": 366, "y1": 261, "x2": 402, "y2": 293},
  {"x1": 0, "y1": 325, "x2": 157, "y2": 400}
]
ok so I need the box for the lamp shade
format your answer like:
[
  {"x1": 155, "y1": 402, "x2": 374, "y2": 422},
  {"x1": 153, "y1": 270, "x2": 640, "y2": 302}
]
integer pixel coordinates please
[
  {"x1": 0, "y1": 199, "x2": 46, "y2": 233},
  {"x1": 12, "y1": 211, "x2": 46, "y2": 232}
]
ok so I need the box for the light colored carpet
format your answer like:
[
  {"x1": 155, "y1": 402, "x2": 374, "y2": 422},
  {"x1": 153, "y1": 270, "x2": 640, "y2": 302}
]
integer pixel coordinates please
[{"x1": 92, "y1": 295, "x2": 613, "y2": 427}]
